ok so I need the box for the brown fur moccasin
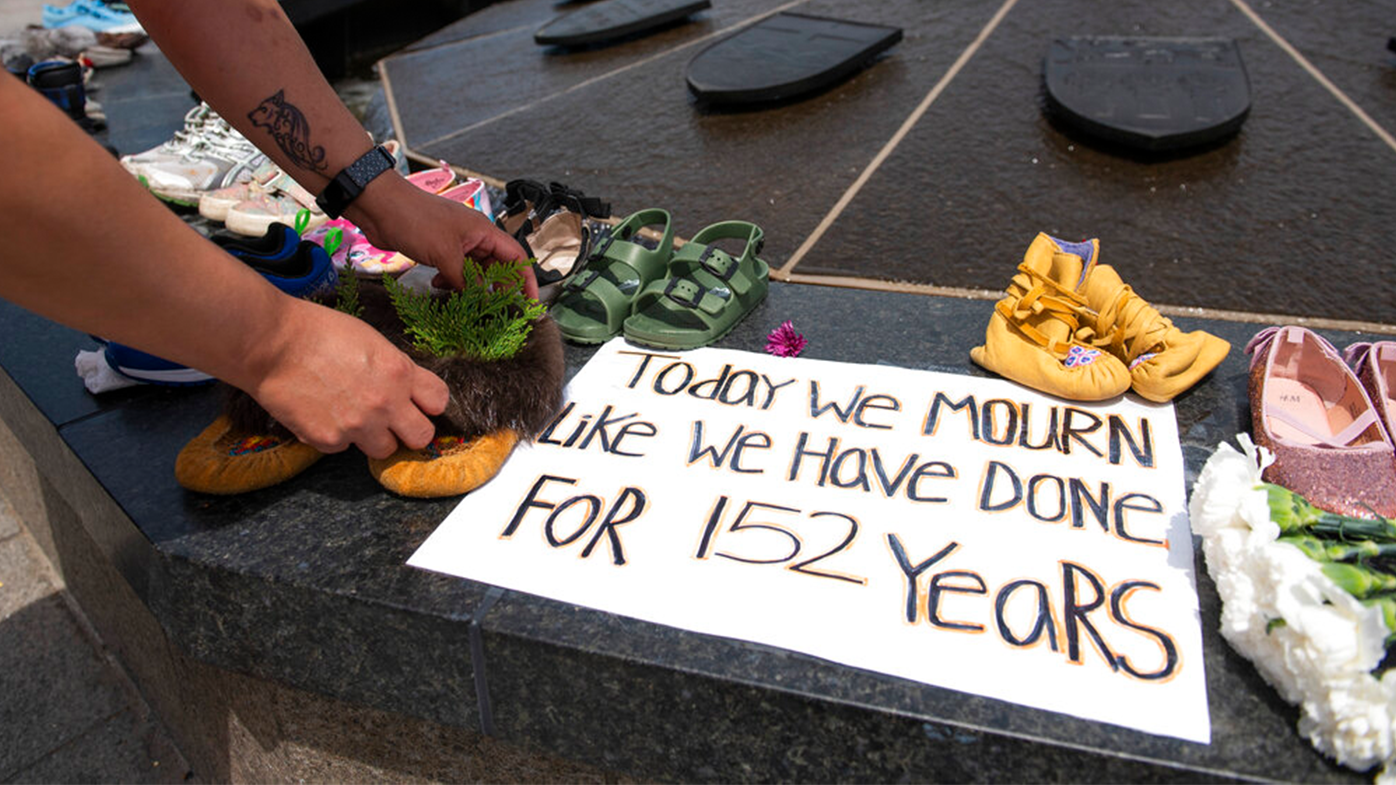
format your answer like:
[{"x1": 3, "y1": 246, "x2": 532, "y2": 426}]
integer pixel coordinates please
[{"x1": 176, "y1": 280, "x2": 565, "y2": 498}]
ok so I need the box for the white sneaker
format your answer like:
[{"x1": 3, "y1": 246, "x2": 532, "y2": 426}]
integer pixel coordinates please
[
  {"x1": 119, "y1": 103, "x2": 213, "y2": 186},
  {"x1": 198, "y1": 156, "x2": 282, "y2": 222},
  {"x1": 122, "y1": 104, "x2": 267, "y2": 207}
]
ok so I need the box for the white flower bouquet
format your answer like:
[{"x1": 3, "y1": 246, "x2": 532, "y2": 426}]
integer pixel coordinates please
[{"x1": 1190, "y1": 436, "x2": 1396, "y2": 780}]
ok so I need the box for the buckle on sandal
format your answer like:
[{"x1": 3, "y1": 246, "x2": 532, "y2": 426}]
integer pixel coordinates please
[
  {"x1": 665, "y1": 278, "x2": 730, "y2": 311},
  {"x1": 664, "y1": 278, "x2": 705, "y2": 308},
  {"x1": 697, "y1": 247, "x2": 737, "y2": 282},
  {"x1": 566, "y1": 269, "x2": 599, "y2": 291},
  {"x1": 588, "y1": 228, "x2": 613, "y2": 260}
]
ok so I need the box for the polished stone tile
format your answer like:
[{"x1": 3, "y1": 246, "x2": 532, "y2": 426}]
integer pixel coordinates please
[
  {"x1": 0, "y1": 301, "x2": 149, "y2": 429},
  {"x1": 1239, "y1": 0, "x2": 1396, "y2": 135},
  {"x1": 800, "y1": 0, "x2": 1396, "y2": 323},
  {"x1": 386, "y1": 0, "x2": 792, "y2": 148}
]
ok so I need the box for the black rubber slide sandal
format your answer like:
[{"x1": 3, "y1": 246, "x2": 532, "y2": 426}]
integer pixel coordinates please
[
  {"x1": 1044, "y1": 37, "x2": 1252, "y2": 153},
  {"x1": 685, "y1": 12, "x2": 903, "y2": 106},
  {"x1": 535, "y1": 0, "x2": 711, "y2": 47}
]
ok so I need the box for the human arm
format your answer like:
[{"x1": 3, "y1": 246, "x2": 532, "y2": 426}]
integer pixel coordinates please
[
  {"x1": 124, "y1": 0, "x2": 534, "y2": 295},
  {"x1": 0, "y1": 77, "x2": 445, "y2": 458}
]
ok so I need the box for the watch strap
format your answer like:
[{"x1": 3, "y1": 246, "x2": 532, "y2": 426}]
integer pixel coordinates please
[{"x1": 315, "y1": 144, "x2": 396, "y2": 218}]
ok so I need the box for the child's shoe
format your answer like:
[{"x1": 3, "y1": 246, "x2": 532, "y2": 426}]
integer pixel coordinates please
[
  {"x1": 198, "y1": 157, "x2": 282, "y2": 222},
  {"x1": 366, "y1": 314, "x2": 565, "y2": 498},
  {"x1": 1247, "y1": 326, "x2": 1396, "y2": 519},
  {"x1": 1078, "y1": 264, "x2": 1230, "y2": 402},
  {"x1": 970, "y1": 234, "x2": 1131, "y2": 401},
  {"x1": 209, "y1": 221, "x2": 301, "y2": 265},
  {"x1": 174, "y1": 414, "x2": 323, "y2": 495},
  {"x1": 102, "y1": 342, "x2": 214, "y2": 386},
  {"x1": 405, "y1": 161, "x2": 455, "y2": 194},
  {"x1": 98, "y1": 228, "x2": 330, "y2": 391},
  {"x1": 301, "y1": 218, "x2": 403, "y2": 278},
  {"x1": 119, "y1": 103, "x2": 211, "y2": 178},
  {"x1": 1344, "y1": 341, "x2": 1396, "y2": 442},
  {"x1": 224, "y1": 176, "x2": 325, "y2": 237},
  {"x1": 125, "y1": 111, "x2": 267, "y2": 207},
  {"x1": 43, "y1": 0, "x2": 142, "y2": 33},
  {"x1": 173, "y1": 241, "x2": 337, "y2": 494},
  {"x1": 301, "y1": 217, "x2": 358, "y2": 270},
  {"x1": 26, "y1": 59, "x2": 93, "y2": 129}
]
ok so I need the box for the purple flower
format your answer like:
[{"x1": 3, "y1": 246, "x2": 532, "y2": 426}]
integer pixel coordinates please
[{"x1": 765, "y1": 320, "x2": 807, "y2": 358}]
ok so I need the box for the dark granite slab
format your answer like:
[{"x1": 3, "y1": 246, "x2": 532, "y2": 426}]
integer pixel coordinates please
[
  {"x1": 0, "y1": 300, "x2": 148, "y2": 428},
  {"x1": 402, "y1": 0, "x2": 570, "y2": 53},
  {"x1": 475, "y1": 283, "x2": 1363, "y2": 782},
  {"x1": 57, "y1": 386, "x2": 493, "y2": 731},
  {"x1": 382, "y1": 0, "x2": 771, "y2": 149},
  {"x1": 5, "y1": 271, "x2": 1375, "y2": 779},
  {"x1": 803, "y1": 0, "x2": 1396, "y2": 324}
]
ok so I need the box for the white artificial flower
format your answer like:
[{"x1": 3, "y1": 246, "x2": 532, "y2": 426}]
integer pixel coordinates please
[
  {"x1": 1189, "y1": 437, "x2": 1275, "y2": 539},
  {"x1": 1191, "y1": 437, "x2": 1395, "y2": 779}
]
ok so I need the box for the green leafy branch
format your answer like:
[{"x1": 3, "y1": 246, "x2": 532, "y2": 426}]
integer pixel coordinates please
[{"x1": 383, "y1": 258, "x2": 544, "y2": 361}]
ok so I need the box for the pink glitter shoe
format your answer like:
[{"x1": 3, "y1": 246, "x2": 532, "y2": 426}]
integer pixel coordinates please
[
  {"x1": 1345, "y1": 341, "x2": 1396, "y2": 443},
  {"x1": 1247, "y1": 326, "x2": 1396, "y2": 518}
]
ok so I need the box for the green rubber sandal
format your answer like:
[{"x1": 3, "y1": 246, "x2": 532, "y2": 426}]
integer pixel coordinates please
[
  {"x1": 550, "y1": 208, "x2": 674, "y2": 343},
  {"x1": 622, "y1": 221, "x2": 768, "y2": 350}
]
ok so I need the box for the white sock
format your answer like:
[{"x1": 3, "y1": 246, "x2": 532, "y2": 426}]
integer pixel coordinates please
[{"x1": 75, "y1": 349, "x2": 142, "y2": 394}]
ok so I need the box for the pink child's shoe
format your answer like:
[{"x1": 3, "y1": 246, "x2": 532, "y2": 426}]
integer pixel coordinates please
[
  {"x1": 1345, "y1": 341, "x2": 1396, "y2": 441},
  {"x1": 1247, "y1": 326, "x2": 1396, "y2": 518},
  {"x1": 405, "y1": 161, "x2": 455, "y2": 194}
]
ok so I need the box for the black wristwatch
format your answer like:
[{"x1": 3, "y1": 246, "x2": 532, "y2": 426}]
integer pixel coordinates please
[{"x1": 315, "y1": 144, "x2": 396, "y2": 218}]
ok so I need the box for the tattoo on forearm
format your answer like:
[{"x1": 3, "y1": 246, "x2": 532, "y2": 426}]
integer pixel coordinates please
[{"x1": 248, "y1": 90, "x2": 327, "y2": 172}]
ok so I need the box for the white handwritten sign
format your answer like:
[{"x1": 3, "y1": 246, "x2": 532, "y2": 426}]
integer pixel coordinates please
[{"x1": 410, "y1": 339, "x2": 1210, "y2": 742}]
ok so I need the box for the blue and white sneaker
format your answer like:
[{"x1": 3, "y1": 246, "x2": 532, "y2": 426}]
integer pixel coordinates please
[
  {"x1": 246, "y1": 238, "x2": 338, "y2": 299},
  {"x1": 99, "y1": 225, "x2": 337, "y2": 387},
  {"x1": 101, "y1": 343, "x2": 217, "y2": 387},
  {"x1": 209, "y1": 223, "x2": 301, "y2": 267},
  {"x1": 42, "y1": 0, "x2": 143, "y2": 34}
]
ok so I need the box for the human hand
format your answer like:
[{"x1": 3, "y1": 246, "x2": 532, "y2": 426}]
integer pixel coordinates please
[
  {"x1": 239, "y1": 297, "x2": 448, "y2": 459},
  {"x1": 346, "y1": 174, "x2": 537, "y2": 298}
]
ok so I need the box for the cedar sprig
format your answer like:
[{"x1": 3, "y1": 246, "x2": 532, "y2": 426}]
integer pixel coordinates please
[
  {"x1": 334, "y1": 265, "x2": 363, "y2": 318},
  {"x1": 383, "y1": 259, "x2": 544, "y2": 361}
]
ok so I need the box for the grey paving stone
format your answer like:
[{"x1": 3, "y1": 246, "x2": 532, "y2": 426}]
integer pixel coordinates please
[
  {"x1": 0, "y1": 593, "x2": 127, "y2": 779},
  {"x1": 0, "y1": 493, "x2": 18, "y2": 542},
  {"x1": 0, "y1": 533, "x2": 55, "y2": 620},
  {"x1": 3, "y1": 709, "x2": 189, "y2": 785}
]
